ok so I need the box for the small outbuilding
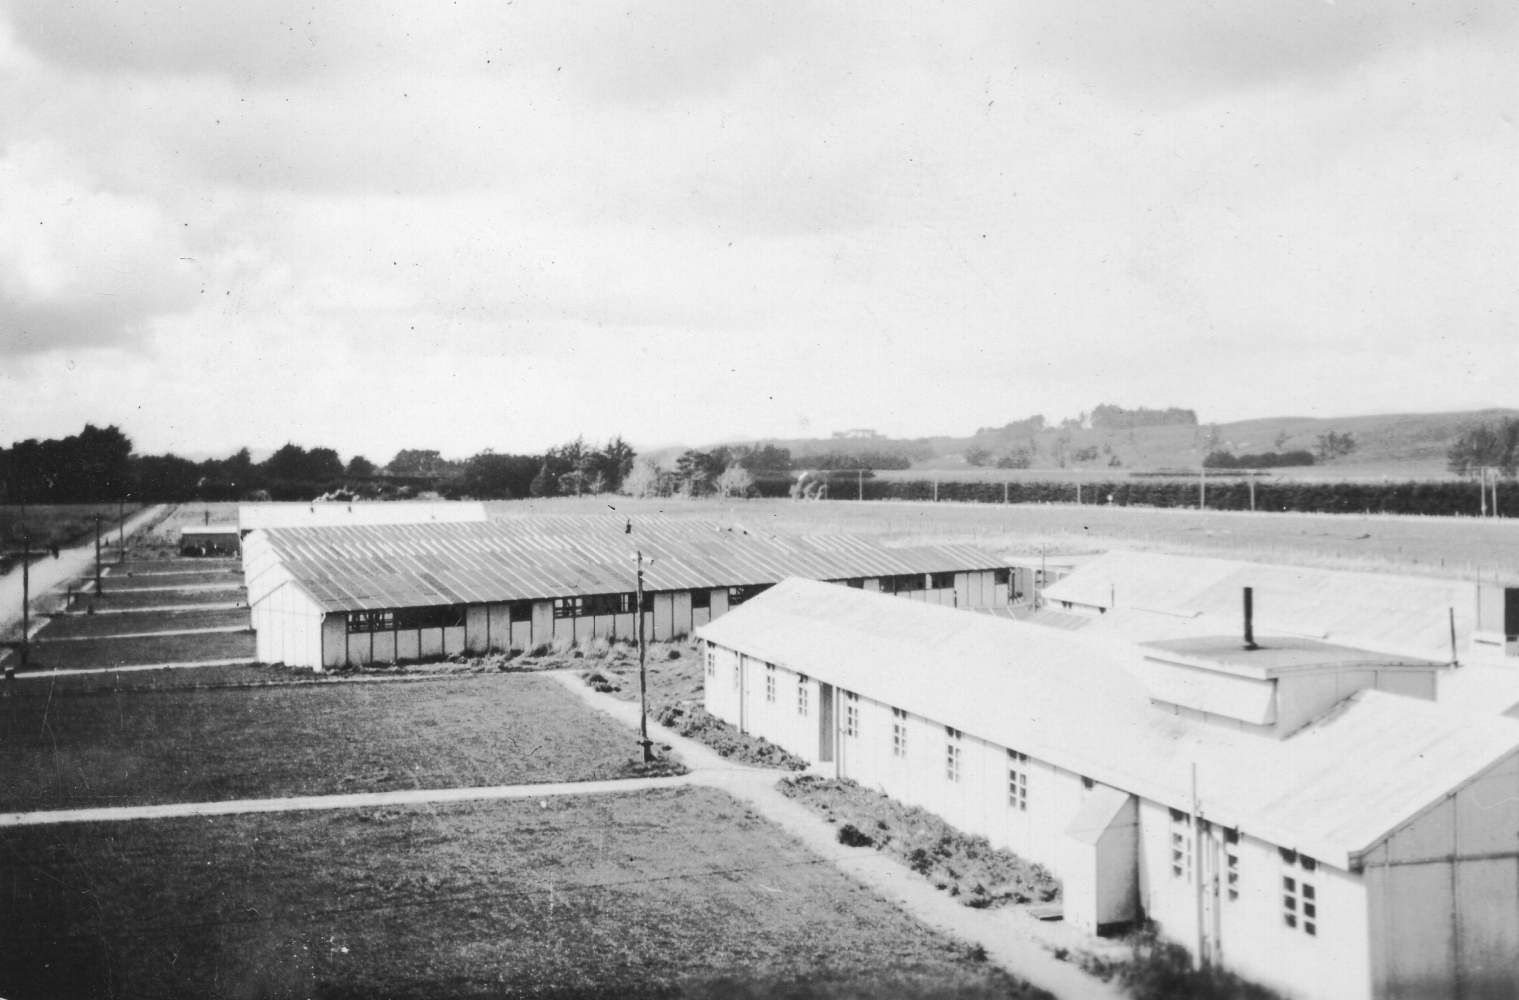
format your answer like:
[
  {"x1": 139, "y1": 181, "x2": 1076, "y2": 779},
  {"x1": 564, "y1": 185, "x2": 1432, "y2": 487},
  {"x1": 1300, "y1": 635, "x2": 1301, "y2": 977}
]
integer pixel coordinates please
[
  {"x1": 179, "y1": 524, "x2": 241, "y2": 557},
  {"x1": 698, "y1": 579, "x2": 1519, "y2": 1000}
]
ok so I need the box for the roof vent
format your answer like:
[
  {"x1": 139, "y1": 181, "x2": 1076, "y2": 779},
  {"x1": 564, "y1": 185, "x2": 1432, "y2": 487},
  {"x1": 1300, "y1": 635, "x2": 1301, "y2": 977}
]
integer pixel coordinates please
[{"x1": 1243, "y1": 587, "x2": 1259, "y2": 651}]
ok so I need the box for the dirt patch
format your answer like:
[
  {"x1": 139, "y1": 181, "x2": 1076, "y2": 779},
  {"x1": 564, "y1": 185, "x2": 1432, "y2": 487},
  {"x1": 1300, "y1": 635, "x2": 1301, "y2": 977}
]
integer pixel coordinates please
[{"x1": 779, "y1": 775, "x2": 1060, "y2": 910}]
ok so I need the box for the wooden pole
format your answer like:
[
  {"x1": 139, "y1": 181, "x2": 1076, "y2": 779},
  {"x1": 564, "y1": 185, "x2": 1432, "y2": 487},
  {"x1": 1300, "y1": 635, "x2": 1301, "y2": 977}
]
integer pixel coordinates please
[
  {"x1": 118, "y1": 498, "x2": 125, "y2": 562},
  {"x1": 1193, "y1": 762, "x2": 1205, "y2": 969},
  {"x1": 1450, "y1": 607, "x2": 1459, "y2": 666},
  {"x1": 1248, "y1": 476, "x2": 1256, "y2": 512},
  {"x1": 1199, "y1": 466, "x2": 1206, "y2": 510},
  {"x1": 857, "y1": 468, "x2": 863, "y2": 502},
  {"x1": 15, "y1": 531, "x2": 29, "y2": 676},
  {"x1": 636, "y1": 549, "x2": 652, "y2": 763},
  {"x1": 94, "y1": 516, "x2": 102, "y2": 594}
]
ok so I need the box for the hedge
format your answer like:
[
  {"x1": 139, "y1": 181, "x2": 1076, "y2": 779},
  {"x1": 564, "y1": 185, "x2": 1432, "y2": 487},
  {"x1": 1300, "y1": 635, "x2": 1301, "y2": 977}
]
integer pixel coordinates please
[{"x1": 815, "y1": 478, "x2": 1517, "y2": 518}]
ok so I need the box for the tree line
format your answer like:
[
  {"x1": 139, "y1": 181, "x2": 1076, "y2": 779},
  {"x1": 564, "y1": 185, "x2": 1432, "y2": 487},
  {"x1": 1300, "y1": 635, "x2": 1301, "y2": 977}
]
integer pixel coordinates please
[{"x1": 0, "y1": 425, "x2": 641, "y2": 504}]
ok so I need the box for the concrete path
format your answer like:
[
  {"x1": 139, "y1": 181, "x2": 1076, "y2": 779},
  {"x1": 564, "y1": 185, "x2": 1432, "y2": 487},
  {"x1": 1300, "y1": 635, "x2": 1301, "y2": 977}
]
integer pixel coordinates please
[
  {"x1": 11, "y1": 657, "x2": 258, "y2": 680},
  {"x1": 546, "y1": 671, "x2": 1125, "y2": 1000},
  {"x1": 0, "y1": 774, "x2": 696, "y2": 828},
  {"x1": 35, "y1": 625, "x2": 252, "y2": 643}
]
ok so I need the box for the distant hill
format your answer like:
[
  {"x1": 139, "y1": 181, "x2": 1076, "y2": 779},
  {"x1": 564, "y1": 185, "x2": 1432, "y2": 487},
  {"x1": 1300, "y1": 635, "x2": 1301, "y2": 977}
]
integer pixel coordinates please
[{"x1": 704, "y1": 409, "x2": 1519, "y2": 481}]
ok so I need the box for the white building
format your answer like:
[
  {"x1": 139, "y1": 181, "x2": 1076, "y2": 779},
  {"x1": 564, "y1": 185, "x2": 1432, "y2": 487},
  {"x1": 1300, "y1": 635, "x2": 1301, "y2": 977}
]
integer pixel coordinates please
[
  {"x1": 238, "y1": 501, "x2": 488, "y2": 534},
  {"x1": 698, "y1": 578, "x2": 1519, "y2": 1000},
  {"x1": 242, "y1": 518, "x2": 1013, "y2": 669}
]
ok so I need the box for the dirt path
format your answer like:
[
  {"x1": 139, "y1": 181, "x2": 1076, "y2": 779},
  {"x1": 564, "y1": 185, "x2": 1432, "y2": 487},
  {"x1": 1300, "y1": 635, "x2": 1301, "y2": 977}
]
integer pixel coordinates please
[{"x1": 545, "y1": 670, "x2": 1125, "y2": 1000}]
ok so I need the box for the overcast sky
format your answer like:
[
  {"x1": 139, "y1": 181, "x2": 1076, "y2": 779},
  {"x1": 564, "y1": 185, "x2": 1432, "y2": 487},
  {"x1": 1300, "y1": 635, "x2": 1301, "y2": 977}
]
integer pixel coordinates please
[{"x1": 1, "y1": 1, "x2": 1515, "y2": 462}]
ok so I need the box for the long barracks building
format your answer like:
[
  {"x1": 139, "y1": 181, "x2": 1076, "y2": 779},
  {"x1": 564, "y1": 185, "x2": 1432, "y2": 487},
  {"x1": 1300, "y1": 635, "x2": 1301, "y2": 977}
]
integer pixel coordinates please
[
  {"x1": 699, "y1": 579, "x2": 1519, "y2": 1000},
  {"x1": 242, "y1": 517, "x2": 1013, "y2": 670}
]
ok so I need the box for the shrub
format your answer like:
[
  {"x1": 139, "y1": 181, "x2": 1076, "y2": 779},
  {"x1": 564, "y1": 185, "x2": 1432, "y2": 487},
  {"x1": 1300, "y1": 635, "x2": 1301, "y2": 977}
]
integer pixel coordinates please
[{"x1": 837, "y1": 824, "x2": 875, "y2": 848}]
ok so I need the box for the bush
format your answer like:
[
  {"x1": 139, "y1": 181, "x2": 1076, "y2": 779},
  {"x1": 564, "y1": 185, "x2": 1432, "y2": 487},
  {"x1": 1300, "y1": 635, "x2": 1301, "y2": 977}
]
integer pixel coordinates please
[{"x1": 837, "y1": 824, "x2": 876, "y2": 848}]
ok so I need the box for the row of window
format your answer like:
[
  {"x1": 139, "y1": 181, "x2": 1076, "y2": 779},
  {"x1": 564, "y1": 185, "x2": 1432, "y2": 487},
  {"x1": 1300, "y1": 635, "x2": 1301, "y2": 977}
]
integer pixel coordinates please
[
  {"x1": 346, "y1": 605, "x2": 468, "y2": 633},
  {"x1": 1167, "y1": 811, "x2": 1321, "y2": 938}
]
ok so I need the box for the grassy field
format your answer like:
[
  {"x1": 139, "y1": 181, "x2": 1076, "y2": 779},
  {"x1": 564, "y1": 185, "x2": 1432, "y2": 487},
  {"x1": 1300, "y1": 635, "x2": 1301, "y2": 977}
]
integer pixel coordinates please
[
  {"x1": 38, "y1": 607, "x2": 251, "y2": 640},
  {"x1": 71, "y1": 587, "x2": 245, "y2": 611},
  {"x1": 0, "y1": 786, "x2": 1042, "y2": 1000},
  {"x1": 490, "y1": 497, "x2": 1519, "y2": 583},
  {"x1": 24, "y1": 629, "x2": 255, "y2": 671},
  {"x1": 0, "y1": 673, "x2": 671, "y2": 811}
]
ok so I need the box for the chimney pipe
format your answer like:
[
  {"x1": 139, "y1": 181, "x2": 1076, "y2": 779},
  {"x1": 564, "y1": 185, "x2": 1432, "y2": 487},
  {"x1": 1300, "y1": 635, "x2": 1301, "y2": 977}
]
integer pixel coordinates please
[{"x1": 1243, "y1": 587, "x2": 1258, "y2": 650}]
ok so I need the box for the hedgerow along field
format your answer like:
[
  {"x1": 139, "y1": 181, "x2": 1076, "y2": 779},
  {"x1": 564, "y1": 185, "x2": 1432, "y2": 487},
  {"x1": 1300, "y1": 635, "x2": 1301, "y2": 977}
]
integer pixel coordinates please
[
  {"x1": 0, "y1": 787, "x2": 1047, "y2": 1000},
  {"x1": 0, "y1": 672, "x2": 676, "y2": 812}
]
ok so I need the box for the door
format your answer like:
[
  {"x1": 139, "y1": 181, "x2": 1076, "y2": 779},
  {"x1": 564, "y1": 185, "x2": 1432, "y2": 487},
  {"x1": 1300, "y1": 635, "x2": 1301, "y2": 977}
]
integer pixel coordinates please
[
  {"x1": 818, "y1": 683, "x2": 835, "y2": 771},
  {"x1": 1198, "y1": 820, "x2": 1225, "y2": 965}
]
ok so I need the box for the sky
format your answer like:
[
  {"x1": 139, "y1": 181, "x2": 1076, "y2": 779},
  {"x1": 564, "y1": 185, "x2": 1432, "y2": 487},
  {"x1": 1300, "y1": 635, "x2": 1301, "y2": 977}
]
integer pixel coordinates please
[{"x1": 0, "y1": 1, "x2": 1515, "y2": 463}]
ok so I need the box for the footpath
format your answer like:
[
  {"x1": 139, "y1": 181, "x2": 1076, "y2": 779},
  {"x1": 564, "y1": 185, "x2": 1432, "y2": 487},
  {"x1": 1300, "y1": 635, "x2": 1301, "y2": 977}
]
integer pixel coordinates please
[{"x1": 547, "y1": 671, "x2": 1125, "y2": 1000}]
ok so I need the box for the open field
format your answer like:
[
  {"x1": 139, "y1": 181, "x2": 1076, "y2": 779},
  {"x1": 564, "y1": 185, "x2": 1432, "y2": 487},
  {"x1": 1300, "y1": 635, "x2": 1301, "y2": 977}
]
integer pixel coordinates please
[
  {"x1": 0, "y1": 673, "x2": 668, "y2": 811},
  {"x1": 0, "y1": 786, "x2": 1040, "y2": 1000},
  {"x1": 23, "y1": 629, "x2": 255, "y2": 672},
  {"x1": 37, "y1": 606, "x2": 251, "y2": 640},
  {"x1": 491, "y1": 497, "x2": 1519, "y2": 583},
  {"x1": 69, "y1": 585, "x2": 246, "y2": 611}
]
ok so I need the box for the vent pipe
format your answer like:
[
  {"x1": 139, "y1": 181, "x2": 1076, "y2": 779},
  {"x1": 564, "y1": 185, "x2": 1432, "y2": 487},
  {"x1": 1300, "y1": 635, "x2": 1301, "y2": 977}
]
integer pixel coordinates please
[{"x1": 1243, "y1": 587, "x2": 1259, "y2": 650}]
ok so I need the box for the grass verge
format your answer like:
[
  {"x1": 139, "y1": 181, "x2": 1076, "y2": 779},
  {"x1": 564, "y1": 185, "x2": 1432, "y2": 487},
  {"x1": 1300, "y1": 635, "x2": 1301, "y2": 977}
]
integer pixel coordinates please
[
  {"x1": 779, "y1": 776, "x2": 1060, "y2": 910},
  {"x1": 37, "y1": 607, "x2": 251, "y2": 640},
  {"x1": 24, "y1": 629, "x2": 255, "y2": 671},
  {"x1": 0, "y1": 672, "x2": 682, "y2": 811},
  {"x1": 0, "y1": 786, "x2": 1048, "y2": 1000}
]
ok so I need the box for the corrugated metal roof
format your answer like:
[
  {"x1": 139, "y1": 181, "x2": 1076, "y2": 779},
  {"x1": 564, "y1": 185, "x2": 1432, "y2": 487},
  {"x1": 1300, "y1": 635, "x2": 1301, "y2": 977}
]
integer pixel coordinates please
[
  {"x1": 696, "y1": 579, "x2": 1519, "y2": 867},
  {"x1": 1041, "y1": 550, "x2": 1478, "y2": 662},
  {"x1": 245, "y1": 518, "x2": 1005, "y2": 613},
  {"x1": 239, "y1": 502, "x2": 488, "y2": 531}
]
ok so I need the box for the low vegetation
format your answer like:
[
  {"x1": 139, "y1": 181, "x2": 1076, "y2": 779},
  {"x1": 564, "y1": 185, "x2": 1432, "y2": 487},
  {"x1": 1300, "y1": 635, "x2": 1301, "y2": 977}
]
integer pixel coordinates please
[
  {"x1": 0, "y1": 786, "x2": 1048, "y2": 999},
  {"x1": 779, "y1": 776, "x2": 1060, "y2": 910},
  {"x1": 0, "y1": 673, "x2": 679, "y2": 811},
  {"x1": 1068, "y1": 928, "x2": 1285, "y2": 1000}
]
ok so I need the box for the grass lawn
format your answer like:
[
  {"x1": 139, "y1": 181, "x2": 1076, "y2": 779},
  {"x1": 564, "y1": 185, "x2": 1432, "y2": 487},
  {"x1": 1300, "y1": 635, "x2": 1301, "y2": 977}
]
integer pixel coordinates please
[
  {"x1": 74, "y1": 587, "x2": 246, "y2": 611},
  {"x1": 25, "y1": 629, "x2": 255, "y2": 671},
  {"x1": 38, "y1": 607, "x2": 251, "y2": 640},
  {"x1": 10, "y1": 661, "x2": 318, "y2": 693},
  {"x1": 99, "y1": 570, "x2": 243, "y2": 591},
  {"x1": 0, "y1": 673, "x2": 673, "y2": 811},
  {"x1": 0, "y1": 786, "x2": 1045, "y2": 1000}
]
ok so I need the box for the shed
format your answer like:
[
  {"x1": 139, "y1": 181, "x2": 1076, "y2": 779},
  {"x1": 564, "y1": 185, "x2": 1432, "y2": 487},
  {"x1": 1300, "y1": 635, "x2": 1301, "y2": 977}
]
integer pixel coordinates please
[{"x1": 179, "y1": 524, "x2": 241, "y2": 556}]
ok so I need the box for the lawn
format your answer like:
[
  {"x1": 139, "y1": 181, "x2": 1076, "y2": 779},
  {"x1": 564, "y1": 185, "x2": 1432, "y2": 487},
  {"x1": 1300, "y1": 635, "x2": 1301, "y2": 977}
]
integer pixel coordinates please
[
  {"x1": 24, "y1": 629, "x2": 255, "y2": 671},
  {"x1": 0, "y1": 673, "x2": 671, "y2": 811},
  {"x1": 98, "y1": 569, "x2": 243, "y2": 591},
  {"x1": 37, "y1": 606, "x2": 251, "y2": 640},
  {"x1": 74, "y1": 586, "x2": 245, "y2": 611},
  {"x1": 0, "y1": 786, "x2": 1045, "y2": 1000}
]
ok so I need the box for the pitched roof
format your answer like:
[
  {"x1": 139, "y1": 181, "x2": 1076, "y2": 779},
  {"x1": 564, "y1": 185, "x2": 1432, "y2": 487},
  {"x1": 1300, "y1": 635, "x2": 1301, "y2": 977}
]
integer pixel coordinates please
[
  {"x1": 697, "y1": 578, "x2": 1519, "y2": 868},
  {"x1": 239, "y1": 501, "x2": 488, "y2": 531},
  {"x1": 1041, "y1": 550, "x2": 1476, "y2": 661},
  {"x1": 244, "y1": 518, "x2": 1005, "y2": 614}
]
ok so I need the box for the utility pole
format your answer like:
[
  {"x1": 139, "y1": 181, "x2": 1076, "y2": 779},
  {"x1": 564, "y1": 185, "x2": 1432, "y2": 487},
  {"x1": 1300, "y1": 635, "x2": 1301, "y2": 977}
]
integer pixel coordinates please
[
  {"x1": 1192, "y1": 762, "x2": 1205, "y2": 970},
  {"x1": 94, "y1": 516, "x2": 102, "y2": 595},
  {"x1": 12, "y1": 530, "x2": 30, "y2": 677},
  {"x1": 635, "y1": 549, "x2": 653, "y2": 763},
  {"x1": 1199, "y1": 465, "x2": 1206, "y2": 510},
  {"x1": 1248, "y1": 476, "x2": 1256, "y2": 512},
  {"x1": 1481, "y1": 469, "x2": 1489, "y2": 518},
  {"x1": 857, "y1": 468, "x2": 863, "y2": 502},
  {"x1": 1449, "y1": 607, "x2": 1459, "y2": 666},
  {"x1": 118, "y1": 497, "x2": 125, "y2": 562},
  {"x1": 1076, "y1": 480, "x2": 1081, "y2": 505},
  {"x1": 1003, "y1": 480, "x2": 1008, "y2": 504}
]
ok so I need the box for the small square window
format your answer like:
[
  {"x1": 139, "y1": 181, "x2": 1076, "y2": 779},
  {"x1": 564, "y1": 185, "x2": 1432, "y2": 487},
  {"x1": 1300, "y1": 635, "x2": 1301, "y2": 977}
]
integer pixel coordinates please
[
  {"x1": 1285, "y1": 914, "x2": 1297, "y2": 929},
  {"x1": 1305, "y1": 922, "x2": 1316, "y2": 937},
  {"x1": 1303, "y1": 884, "x2": 1315, "y2": 901}
]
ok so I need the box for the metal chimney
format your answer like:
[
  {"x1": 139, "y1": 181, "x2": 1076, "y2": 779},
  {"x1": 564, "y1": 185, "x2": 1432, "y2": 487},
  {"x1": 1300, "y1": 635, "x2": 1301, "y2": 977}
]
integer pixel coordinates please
[{"x1": 1243, "y1": 587, "x2": 1259, "y2": 650}]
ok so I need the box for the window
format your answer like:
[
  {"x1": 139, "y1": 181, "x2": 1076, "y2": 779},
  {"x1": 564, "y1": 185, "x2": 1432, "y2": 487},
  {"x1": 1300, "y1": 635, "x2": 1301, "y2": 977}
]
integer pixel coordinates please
[
  {"x1": 555, "y1": 593, "x2": 636, "y2": 619},
  {"x1": 845, "y1": 578, "x2": 865, "y2": 589},
  {"x1": 365, "y1": 605, "x2": 465, "y2": 631},
  {"x1": 691, "y1": 589, "x2": 711, "y2": 611},
  {"x1": 993, "y1": 568, "x2": 1011, "y2": 586},
  {"x1": 945, "y1": 726, "x2": 962, "y2": 782},
  {"x1": 1225, "y1": 828, "x2": 1240, "y2": 902},
  {"x1": 347, "y1": 610, "x2": 394, "y2": 633},
  {"x1": 705, "y1": 644, "x2": 716, "y2": 678},
  {"x1": 728, "y1": 583, "x2": 774, "y2": 607},
  {"x1": 508, "y1": 601, "x2": 533, "y2": 624},
  {"x1": 843, "y1": 692, "x2": 859, "y2": 738},
  {"x1": 765, "y1": 663, "x2": 776, "y2": 703},
  {"x1": 797, "y1": 675, "x2": 810, "y2": 717},
  {"x1": 1170, "y1": 808, "x2": 1192, "y2": 882},
  {"x1": 1282, "y1": 850, "x2": 1318, "y2": 936},
  {"x1": 883, "y1": 573, "x2": 925, "y2": 594},
  {"x1": 640, "y1": 590, "x2": 656, "y2": 613},
  {"x1": 1007, "y1": 749, "x2": 1029, "y2": 811},
  {"x1": 930, "y1": 572, "x2": 957, "y2": 590},
  {"x1": 892, "y1": 708, "x2": 908, "y2": 758}
]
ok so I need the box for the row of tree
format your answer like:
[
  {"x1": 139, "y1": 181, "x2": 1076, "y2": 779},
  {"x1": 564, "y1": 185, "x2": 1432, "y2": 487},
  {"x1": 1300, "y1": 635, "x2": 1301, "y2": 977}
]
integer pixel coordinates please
[{"x1": 0, "y1": 426, "x2": 641, "y2": 504}]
